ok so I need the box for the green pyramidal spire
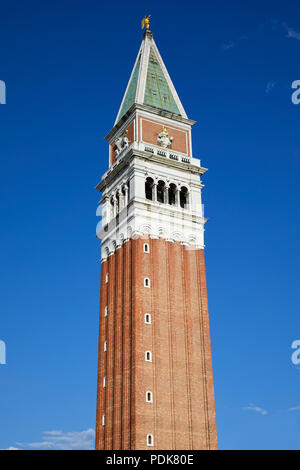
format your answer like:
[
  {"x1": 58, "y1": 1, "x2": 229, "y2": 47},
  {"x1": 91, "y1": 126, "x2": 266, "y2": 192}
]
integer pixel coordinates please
[{"x1": 115, "y1": 30, "x2": 187, "y2": 124}]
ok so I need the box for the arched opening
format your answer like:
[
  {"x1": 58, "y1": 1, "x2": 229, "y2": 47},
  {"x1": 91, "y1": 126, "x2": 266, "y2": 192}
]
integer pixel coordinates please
[
  {"x1": 180, "y1": 186, "x2": 188, "y2": 209},
  {"x1": 157, "y1": 180, "x2": 165, "y2": 203},
  {"x1": 168, "y1": 183, "x2": 176, "y2": 206},
  {"x1": 145, "y1": 177, "x2": 154, "y2": 200}
]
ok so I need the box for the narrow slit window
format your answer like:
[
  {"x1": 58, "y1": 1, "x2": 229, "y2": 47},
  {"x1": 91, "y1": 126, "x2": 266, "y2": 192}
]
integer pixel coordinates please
[
  {"x1": 105, "y1": 273, "x2": 109, "y2": 283},
  {"x1": 144, "y1": 278, "x2": 150, "y2": 288},
  {"x1": 103, "y1": 376, "x2": 106, "y2": 388},
  {"x1": 145, "y1": 313, "x2": 151, "y2": 324},
  {"x1": 104, "y1": 306, "x2": 108, "y2": 317},
  {"x1": 146, "y1": 391, "x2": 153, "y2": 403},
  {"x1": 147, "y1": 434, "x2": 154, "y2": 447},
  {"x1": 104, "y1": 341, "x2": 107, "y2": 352},
  {"x1": 143, "y1": 243, "x2": 149, "y2": 253},
  {"x1": 145, "y1": 350, "x2": 152, "y2": 362},
  {"x1": 102, "y1": 414, "x2": 106, "y2": 426}
]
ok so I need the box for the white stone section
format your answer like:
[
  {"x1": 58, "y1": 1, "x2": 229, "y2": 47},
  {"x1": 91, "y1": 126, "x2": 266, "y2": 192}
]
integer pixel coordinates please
[{"x1": 97, "y1": 144, "x2": 206, "y2": 262}]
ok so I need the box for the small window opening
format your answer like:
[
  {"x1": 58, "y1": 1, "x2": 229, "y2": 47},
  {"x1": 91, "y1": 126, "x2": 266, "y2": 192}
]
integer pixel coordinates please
[
  {"x1": 144, "y1": 278, "x2": 150, "y2": 288},
  {"x1": 104, "y1": 341, "x2": 107, "y2": 352},
  {"x1": 144, "y1": 243, "x2": 149, "y2": 253},
  {"x1": 102, "y1": 414, "x2": 106, "y2": 426},
  {"x1": 103, "y1": 376, "x2": 106, "y2": 388},
  {"x1": 104, "y1": 306, "x2": 108, "y2": 317},
  {"x1": 145, "y1": 313, "x2": 151, "y2": 324},
  {"x1": 105, "y1": 273, "x2": 109, "y2": 283},
  {"x1": 146, "y1": 391, "x2": 153, "y2": 403},
  {"x1": 147, "y1": 434, "x2": 154, "y2": 446},
  {"x1": 145, "y1": 350, "x2": 152, "y2": 362}
]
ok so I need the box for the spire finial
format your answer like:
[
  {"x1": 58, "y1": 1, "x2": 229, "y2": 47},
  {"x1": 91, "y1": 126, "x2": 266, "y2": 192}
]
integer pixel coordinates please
[{"x1": 141, "y1": 15, "x2": 151, "y2": 31}]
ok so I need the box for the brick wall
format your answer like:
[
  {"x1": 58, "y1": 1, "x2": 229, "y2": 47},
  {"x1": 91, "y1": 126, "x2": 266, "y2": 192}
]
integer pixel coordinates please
[{"x1": 95, "y1": 237, "x2": 217, "y2": 450}]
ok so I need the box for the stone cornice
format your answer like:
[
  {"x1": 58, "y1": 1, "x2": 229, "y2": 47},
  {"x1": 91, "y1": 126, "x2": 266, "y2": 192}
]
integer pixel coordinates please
[{"x1": 95, "y1": 148, "x2": 207, "y2": 193}]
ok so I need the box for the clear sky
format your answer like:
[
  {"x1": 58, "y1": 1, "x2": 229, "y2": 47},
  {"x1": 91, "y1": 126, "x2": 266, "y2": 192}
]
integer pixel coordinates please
[{"x1": 0, "y1": 0, "x2": 300, "y2": 450}]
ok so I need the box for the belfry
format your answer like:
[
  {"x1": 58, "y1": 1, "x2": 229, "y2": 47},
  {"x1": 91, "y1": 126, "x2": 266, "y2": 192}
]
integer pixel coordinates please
[{"x1": 95, "y1": 20, "x2": 217, "y2": 450}]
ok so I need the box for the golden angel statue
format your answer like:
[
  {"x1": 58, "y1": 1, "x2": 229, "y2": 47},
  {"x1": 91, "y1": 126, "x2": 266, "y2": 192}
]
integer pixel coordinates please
[{"x1": 141, "y1": 15, "x2": 151, "y2": 30}]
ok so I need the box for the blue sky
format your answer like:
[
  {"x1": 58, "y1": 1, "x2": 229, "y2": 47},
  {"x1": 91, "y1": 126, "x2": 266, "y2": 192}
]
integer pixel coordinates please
[{"x1": 0, "y1": 0, "x2": 300, "y2": 450}]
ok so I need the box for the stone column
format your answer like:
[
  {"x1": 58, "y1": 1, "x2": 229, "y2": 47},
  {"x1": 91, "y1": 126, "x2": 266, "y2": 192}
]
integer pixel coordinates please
[
  {"x1": 152, "y1": 182, "x2": 157, "y2": 202},
  {"x1": 164, "y1": 185, "x2": 169, "y2": 205},
  {"x1": 175, "y1": 187, "x2": 180, "y2": 207},
  {"x1": 186, "y1": 191, "x2": 190, "y2": 210},
  {"x1": 124, "y1": 184, "x2": 129, "y2": 206},
  {"x1": 112, "y1": 195, "x2": 117, "y2": 218},
  {"x1": 119, "y1": 187, "x2": 124, "y2": 211}
]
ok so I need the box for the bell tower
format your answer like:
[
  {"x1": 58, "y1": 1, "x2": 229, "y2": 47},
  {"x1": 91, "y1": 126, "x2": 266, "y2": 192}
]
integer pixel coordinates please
[{"x1": 95, "y1": 24, "x2": 217, "y2": 450}]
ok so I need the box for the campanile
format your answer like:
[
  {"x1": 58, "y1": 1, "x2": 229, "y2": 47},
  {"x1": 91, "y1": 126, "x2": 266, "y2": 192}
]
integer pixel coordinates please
[{"x1": 95, "y1": 21, "x2": 217, "y2": 450}]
